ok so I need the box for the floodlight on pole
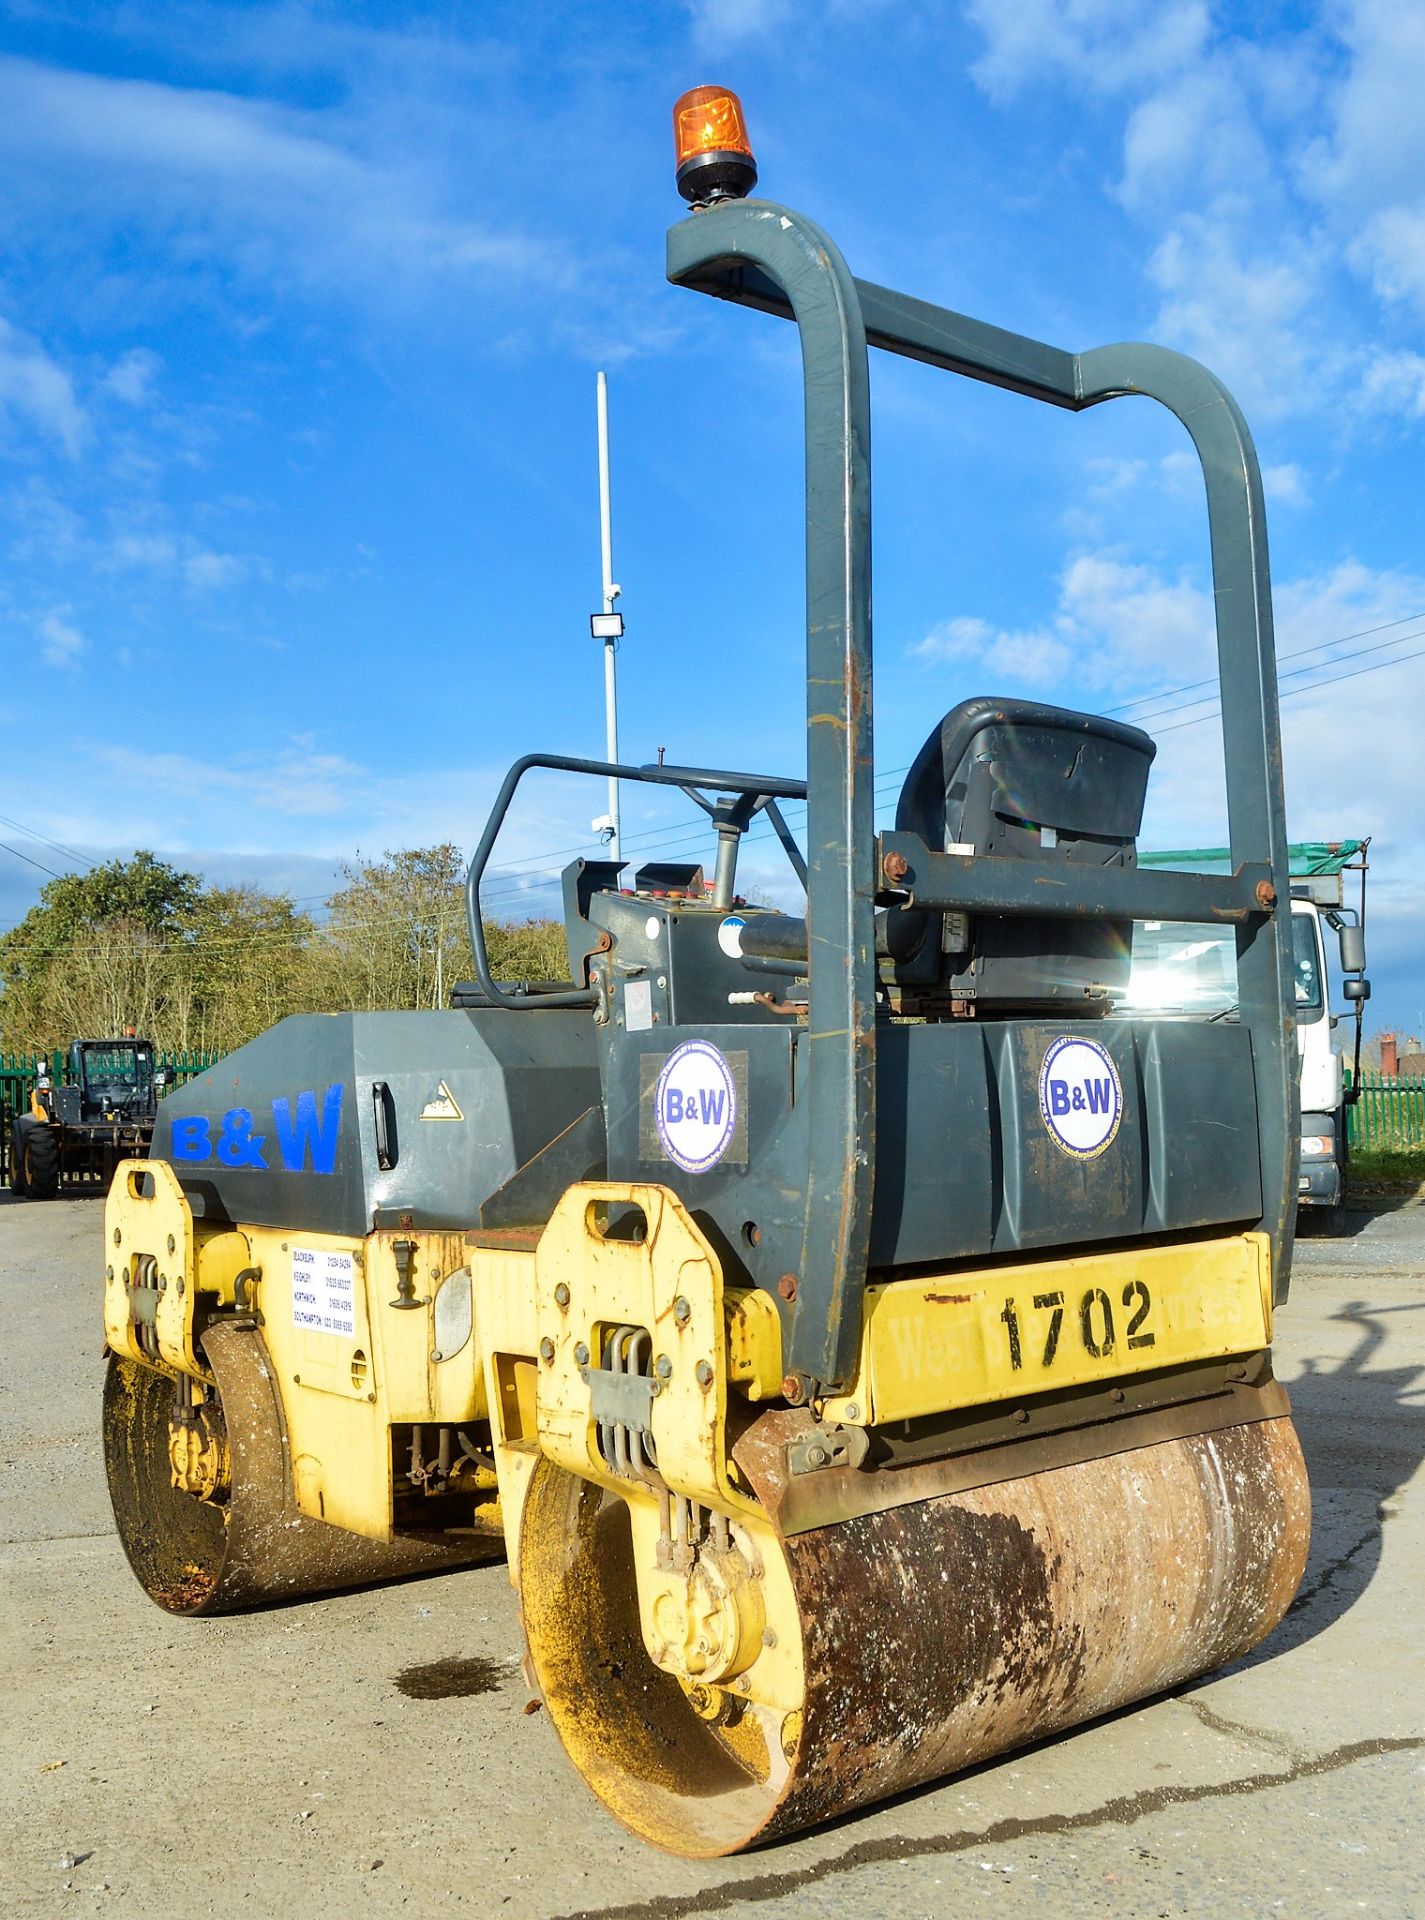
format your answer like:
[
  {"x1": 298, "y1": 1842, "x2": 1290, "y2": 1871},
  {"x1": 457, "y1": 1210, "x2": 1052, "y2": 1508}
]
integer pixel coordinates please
[{"x1": 590, "y1": 371, "x2": 623, "y2": 860}]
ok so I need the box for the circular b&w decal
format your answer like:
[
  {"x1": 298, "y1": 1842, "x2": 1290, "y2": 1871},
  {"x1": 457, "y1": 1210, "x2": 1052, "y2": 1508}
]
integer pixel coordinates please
[
  {"x1": 717, "y1": 915, "x2": 746, "y2": 958},
  {"x1": 654, "y1": 1040, "x2": 738, "y2": 1174},
  {"x1": 1038, "y1": 1035, "x2": 1123, "y2": 1159}
]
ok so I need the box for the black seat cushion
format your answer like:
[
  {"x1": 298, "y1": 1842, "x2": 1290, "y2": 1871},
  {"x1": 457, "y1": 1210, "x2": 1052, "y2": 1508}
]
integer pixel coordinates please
[{"x1": 888, "y1": 698, "x2": 1156, "y2": 1009}]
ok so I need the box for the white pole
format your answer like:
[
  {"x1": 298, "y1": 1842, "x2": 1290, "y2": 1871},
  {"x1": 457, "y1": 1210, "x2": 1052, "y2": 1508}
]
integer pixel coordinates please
[{"x1": 597, "y1": 371, "x2": 621, "y2": 861}]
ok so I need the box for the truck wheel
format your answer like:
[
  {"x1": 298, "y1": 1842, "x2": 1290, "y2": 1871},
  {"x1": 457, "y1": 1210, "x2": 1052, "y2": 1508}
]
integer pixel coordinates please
[
  {"x1": 18, "y1": 1118, "x2": 60, "y2": 1199},
  {"x1": 1327, "y1": 1203, "x2": 1349, "y2": 1236}
]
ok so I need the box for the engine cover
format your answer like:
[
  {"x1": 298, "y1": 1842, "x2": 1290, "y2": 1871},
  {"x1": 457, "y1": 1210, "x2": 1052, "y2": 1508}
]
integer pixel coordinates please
[{"x1": 156, "y1": 1010, "x2": 600, "y2": 1236}]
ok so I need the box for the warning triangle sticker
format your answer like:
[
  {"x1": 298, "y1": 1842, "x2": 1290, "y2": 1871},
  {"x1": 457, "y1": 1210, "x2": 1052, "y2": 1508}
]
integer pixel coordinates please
[{"x1": 419, "y1": 1080, "x2": 464, "y2": 1121}]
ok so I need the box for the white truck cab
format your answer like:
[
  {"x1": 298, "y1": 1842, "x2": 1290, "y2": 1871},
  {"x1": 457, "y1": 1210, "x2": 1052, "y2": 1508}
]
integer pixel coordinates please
[
  {"x1": 1129, "y1": 842, "x2": 1370, "y2": 1231},
  {"x1": 1292, "y1": 896, "x2": 1346, "y2": 1219}
]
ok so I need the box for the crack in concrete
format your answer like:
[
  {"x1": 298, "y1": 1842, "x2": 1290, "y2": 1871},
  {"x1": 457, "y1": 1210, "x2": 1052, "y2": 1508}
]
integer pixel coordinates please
[
  {"x1": 1287, "y1": 1513, "x2": 1383, "y2": 1615},
  {"x1": 0, "y1": 1529, "x2": 113, "y2": 1549},
  {"x1": 553, "y1": 1735, "x2": 1424, "y2": 1920}
]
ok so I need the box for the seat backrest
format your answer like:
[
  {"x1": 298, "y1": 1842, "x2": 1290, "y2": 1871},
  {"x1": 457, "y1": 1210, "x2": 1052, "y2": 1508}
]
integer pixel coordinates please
[{"x1": 888, "y1": 697, "x2": 1156, "y2": 1012}]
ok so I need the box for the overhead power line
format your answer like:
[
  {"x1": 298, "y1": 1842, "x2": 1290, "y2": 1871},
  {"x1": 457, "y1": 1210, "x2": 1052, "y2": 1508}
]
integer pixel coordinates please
[
  {"x1": 1100, "y1": 606, "x2": 1425, "y2": 718},
  {"x1": 0, "y1": 808, "x2": 93, "y2": 869},
  {"x1": 1155, "y1": 637, "x2": 1425, "y2": 734},
  {"x1": 480, "y1": 620, "x2": 1425, "y2": 899},
  {"x1": 0, "y1": 841, "x2": 66, "y2": 880},
  {"x1": 5, "y1": 606, "x2": 1424, "y2": 953}
]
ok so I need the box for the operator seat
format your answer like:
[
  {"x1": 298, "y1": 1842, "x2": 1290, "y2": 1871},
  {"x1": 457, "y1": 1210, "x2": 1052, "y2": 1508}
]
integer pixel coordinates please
[{"x1": 885, "y1": 697, "x2": 1156, "y2": 1012}]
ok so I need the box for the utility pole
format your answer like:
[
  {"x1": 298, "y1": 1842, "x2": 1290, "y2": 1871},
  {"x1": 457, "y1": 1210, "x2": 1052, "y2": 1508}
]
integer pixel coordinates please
[{"x1": 590, "y1": 370, "x2": 624, "y2": 861}]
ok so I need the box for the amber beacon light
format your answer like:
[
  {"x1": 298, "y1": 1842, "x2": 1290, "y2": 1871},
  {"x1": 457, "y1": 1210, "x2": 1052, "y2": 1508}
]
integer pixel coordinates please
[{"x1": 673, "y1": 85, "x2": 757, "y2": 204}]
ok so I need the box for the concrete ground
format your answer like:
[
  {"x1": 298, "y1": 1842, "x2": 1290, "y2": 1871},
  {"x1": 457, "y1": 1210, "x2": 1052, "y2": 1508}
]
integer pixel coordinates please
[{"x1": 1, "y1": 1192, "x2": 1421, "y2": 1919}]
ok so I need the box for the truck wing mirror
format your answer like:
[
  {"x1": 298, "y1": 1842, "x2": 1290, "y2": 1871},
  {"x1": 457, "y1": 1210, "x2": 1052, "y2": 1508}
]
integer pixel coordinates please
[
  {"x1": 1337, "y1": 924, "x2": 1366, "y2": 974},
  {"x1": 1342, "y1": 976, "x2": 1370, "y2": 1002}
]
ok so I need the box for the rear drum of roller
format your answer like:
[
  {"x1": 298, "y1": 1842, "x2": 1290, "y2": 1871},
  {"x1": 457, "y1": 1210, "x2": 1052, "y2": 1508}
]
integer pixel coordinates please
[{"x1": 104, "y1": 1325, "x2": 501, "y2": 1617}]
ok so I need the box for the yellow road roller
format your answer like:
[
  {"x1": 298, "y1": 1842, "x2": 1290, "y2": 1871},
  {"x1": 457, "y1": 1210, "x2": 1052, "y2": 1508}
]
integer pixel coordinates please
[{"x1": 103, "y1": 89, "x2": 1309, "y2": 1857}]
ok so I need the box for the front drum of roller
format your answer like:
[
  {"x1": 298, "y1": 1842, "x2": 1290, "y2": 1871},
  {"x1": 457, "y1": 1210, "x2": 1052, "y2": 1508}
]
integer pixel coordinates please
[{"x1": 518, "y1": 1416, "x2": 1310, "y2": 1857}]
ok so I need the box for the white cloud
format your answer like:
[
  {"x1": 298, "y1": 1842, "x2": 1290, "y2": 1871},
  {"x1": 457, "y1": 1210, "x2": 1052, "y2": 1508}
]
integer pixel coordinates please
[
  {"x1": 1303, "y1": 2, "x2": 1425, "y2": 315},
  {"x1": 0, "y1": 317, "x2": 87, "y2": 458},
  {"x1": 1263, "y1": 462, "x2": 1309, "y2": 508},
  {"x1": 1061, "y1": 552, "x2": 1213, "y2": 678},
  {"x1": 969, "y1": 553, "x2": 1425, "y2": 859},
  {"x1": 901, "y1": 546, "x2": 1424, "y2": 860},
  {"x1": 910, "y1": 552, "x2": 1213, "y2": 693},
  {"x1": 1078, "y1": 449, "x2": 1207, "y2": 506},
  {"x1": 1083, "y1": 456, "x2": 1149, "y2": 496},
  {"x1": 1358, "y1": 349, "x2": 1425, "y2": 421},
  {"x1": 184, "y1": 549, "x2": 245, "y2": 591},
  {"x1": 98, "y1": 527, "x2": 260, "y2": 590},
  {"x1": 1358, "y1": 205, "x2": 1425, "y2": 311},
  {"x1": 109, "y1": 532, "x2": 179, "y2": 570},
  {"x1": 52, "y1": 747, "x2": 617, "y2": 889},
  {"x1": 1119, "y1": 64, "x2": 1277, "y2": 215},
  {"x1": 5, "y1": 477, "x2": 84, "y2": 561},
  {"x1": 94, "y1": 742, "x2": 365, "y2": 821},
  {"x1": 965, "y1": 0, "x2": 1210, "y2": 102},
  {"x1": 908, "y1": 554, "x2": 1425, "y2": 831},
  {"x1": 1279, "y1": 672, "x2": 1425, "y2": 851},
  {"x1": 103, "y1": 349, "x2": 162, "y2": 407},
  {"x1": 1273, "y1": 560, "x2": 1425, "y2": 667},
  {"x1": 963, "y1": 6, "x2": 1415, "y2": 431},
  {"x1": 1146, "y1": 217, "x2": 1323, "y2": 419},
  {"x1": 912, "y1": 613, "x2": 1071, "y2": 685},
  {"x1": 687, "y1": 0, "x2": 794, "y2": 51},
  {"x1": 0, "y1": 56, "x2": 547, "y2": 312},
  {"x1": 38, "y1": 605, "x2": 86, "y2": 668}
]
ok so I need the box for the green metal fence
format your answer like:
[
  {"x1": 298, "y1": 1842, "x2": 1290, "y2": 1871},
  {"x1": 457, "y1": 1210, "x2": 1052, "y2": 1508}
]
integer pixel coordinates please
[
  {"x1": 1, "y1": 1049, "x2": 221, "y2": 1187},
  {"x1": 1346, "y1": 1072, "x2": 1425, "y2": 1151}
]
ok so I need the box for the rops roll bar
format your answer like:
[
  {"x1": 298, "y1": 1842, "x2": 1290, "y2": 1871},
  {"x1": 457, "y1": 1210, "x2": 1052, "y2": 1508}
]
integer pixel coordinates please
[
  {"x1": 667, "y1": 197, "x2": 1297, "y2": 1389},
  {"x1": 464, "y1": 753, "x2": 806, "y2": 1010}
]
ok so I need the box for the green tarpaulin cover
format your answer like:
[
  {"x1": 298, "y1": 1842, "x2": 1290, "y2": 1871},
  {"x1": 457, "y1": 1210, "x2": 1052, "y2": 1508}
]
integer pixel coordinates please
[{"x1": 1139, "y1": 840, "x2": 1366, "y2": 875}]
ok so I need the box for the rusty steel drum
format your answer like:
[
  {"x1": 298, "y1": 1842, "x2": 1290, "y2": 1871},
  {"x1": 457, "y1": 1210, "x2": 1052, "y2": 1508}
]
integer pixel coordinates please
[
  {"x1": 103, "y1": 1325, "x2": 501, "y2": 1616},
  {"x1": 519, "y1": 1414, "x2": 1310, "y2": 1857}
]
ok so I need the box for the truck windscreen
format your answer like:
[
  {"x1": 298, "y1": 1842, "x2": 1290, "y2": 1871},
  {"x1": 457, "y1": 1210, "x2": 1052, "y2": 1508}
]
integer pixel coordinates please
[
  {"x1": 1123, "y1": 922, "x2": 1237, "y2": 1016},
  {"x1": 1290, "y1": 912, "x2": 1323, "y2": 1019},
  {"x1": 1124, "y1": 914, "x2": 1322, "y2": 1020}
]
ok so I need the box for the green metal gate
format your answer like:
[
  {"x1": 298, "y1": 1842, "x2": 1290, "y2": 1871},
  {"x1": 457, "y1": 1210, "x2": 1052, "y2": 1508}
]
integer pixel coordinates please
[
  {"x1": 1, "y1": 1050, "x2": 220, "y2": 1188},
  {"x1": 1346, "y1": 1072, "x2": 1425, "y2": 1151}
]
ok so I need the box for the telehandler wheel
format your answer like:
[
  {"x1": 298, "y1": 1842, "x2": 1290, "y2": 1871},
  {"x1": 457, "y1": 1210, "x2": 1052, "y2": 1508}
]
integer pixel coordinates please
[
  {"x1": 519, "y1": 1415, "x2": 1310, "y2": 1858},
  {"x1": 104, "y1": 1324, "x2": 503, "y2": 1617},
  {"x1": 8, "y1": 1119, "x2": 30, "y2": 1197},
  {"x1": 12, "y1": 1116, "x2": 58, "y2": 1199}
]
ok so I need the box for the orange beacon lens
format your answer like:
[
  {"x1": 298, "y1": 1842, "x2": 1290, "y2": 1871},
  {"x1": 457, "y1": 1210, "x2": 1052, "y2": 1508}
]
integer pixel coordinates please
[{"x1": 673, "y1": 86, "x2": 757, "y2": 204}]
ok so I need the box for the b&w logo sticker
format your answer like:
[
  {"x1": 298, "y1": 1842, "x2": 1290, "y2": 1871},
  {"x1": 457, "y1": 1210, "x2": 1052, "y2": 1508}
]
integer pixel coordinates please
[
  {"x1": 717, "y1": 915, "x2": 746, "y2": 958},
  {"x1": 1038, "y1": 1035, "x2": 1123, "y2": 1159},
  {"x1": 653, "y1": 1039, "x2": 738, "y2": 1174}
]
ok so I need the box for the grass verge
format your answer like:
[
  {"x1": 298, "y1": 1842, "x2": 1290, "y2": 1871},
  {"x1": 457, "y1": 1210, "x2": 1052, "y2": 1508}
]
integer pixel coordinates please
[{"x1": 1349, "y1": 1145, "x2": 1425, "y2": 1195}]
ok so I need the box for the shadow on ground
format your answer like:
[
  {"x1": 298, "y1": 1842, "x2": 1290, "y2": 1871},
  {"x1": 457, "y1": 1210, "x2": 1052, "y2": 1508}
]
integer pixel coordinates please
[{"x1": 1250, "y1": 1291, "x2": 1425, "y2": 1662}]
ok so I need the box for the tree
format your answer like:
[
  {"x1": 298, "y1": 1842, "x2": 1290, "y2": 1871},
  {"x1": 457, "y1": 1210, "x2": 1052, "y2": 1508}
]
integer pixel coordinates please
[
  {"x1": 315, "y1": 845, "x2": 473, "y2": 1012},
  {"x1": 485, "y1": 917, "x2": 570, "y2": 983},
  {"x1": 0, "y1": 852, "x2": 202, "y2": 1049},
  {"x1": 0, "y1": 841, "x2": 572, "y2": 1049},
  {"x1": 169, "y1": 887, "x2": 317, "y2": 1052}
]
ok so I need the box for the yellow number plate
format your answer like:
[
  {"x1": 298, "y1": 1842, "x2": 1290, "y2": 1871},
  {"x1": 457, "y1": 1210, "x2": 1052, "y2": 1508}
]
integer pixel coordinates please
[{"x1": 825, "y1": 1233, "x2": 1272, "y2": 1427}]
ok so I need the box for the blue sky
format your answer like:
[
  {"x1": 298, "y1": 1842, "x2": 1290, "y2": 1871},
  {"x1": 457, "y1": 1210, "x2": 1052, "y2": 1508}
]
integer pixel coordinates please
[{"x1": 1, "y1": 1, "x2": 1422, "y2": 1030}]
